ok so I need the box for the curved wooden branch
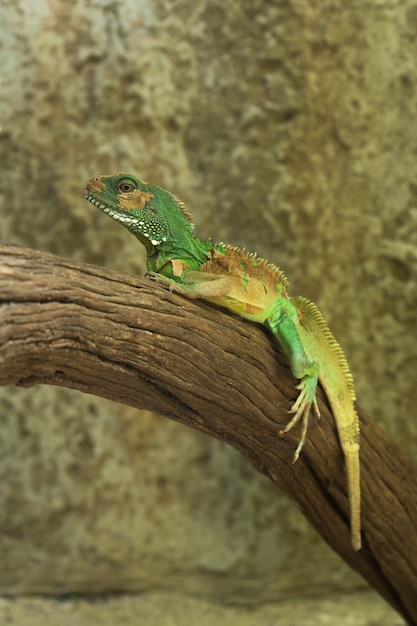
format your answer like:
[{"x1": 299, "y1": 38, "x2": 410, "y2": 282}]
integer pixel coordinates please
[{"x1": 0, "y1": 244, "x2": 416, "y2": 625}]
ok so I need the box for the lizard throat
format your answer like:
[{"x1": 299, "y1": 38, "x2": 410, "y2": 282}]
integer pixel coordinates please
[{"x1": 85, "y1": 193, "x2": 166, "y2": 246}]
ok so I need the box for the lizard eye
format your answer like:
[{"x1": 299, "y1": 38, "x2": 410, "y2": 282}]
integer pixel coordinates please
[{"x1": 117, "y1": 180, "x2": 137, "y2": 194}]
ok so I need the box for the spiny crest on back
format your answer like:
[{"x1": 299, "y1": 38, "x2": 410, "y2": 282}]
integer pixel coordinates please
[
  {"x1": 172, "y1": 194, "x2": 194, "y2": 226},
  {"x1": 294, "y1": 296, "x2": 356, "y2": 403},
  {"x1": 224, "y1": 245, "x2": 289, "y2": 288}
]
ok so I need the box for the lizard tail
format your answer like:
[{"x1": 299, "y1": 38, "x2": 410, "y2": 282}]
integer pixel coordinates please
[{"x1": 293, "y1": 296, "x2": 361, "y2": 551}]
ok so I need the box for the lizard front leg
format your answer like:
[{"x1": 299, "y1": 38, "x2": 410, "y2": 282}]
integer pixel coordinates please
[
  {"x1": 267, "y1": 305, "x2": 320, "y2": 462},
  {"x1": 146, "y1": 269, "x2": 232, "y2": 299}
]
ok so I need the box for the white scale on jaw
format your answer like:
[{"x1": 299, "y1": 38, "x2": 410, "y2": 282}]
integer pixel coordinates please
[{"x1": 86, "y1": 194, "x2": 166, "y2": 245}]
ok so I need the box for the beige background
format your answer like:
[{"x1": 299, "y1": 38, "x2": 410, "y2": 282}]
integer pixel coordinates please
[{"x1": 1, "y1": 1, "x2": 416, "y2": 624}]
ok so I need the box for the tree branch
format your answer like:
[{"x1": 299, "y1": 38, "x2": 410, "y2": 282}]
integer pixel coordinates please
[{"x1": 0, "y1": 244, "x2": 416, "y2": 624}]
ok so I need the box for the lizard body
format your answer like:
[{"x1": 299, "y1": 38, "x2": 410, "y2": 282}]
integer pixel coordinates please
[{"x1": 85, "y1": 173, "x2": 361, "y2": 551}]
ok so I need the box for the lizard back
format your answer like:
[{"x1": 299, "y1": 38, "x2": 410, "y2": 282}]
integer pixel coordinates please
[{"x1": 201, "y1": 245, "x2": 289, "y2": 320}]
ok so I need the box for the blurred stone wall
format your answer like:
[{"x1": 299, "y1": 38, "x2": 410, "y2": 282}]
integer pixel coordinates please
[{"x1": 1, "y1": 0, "x2": 416, "y2": 621}]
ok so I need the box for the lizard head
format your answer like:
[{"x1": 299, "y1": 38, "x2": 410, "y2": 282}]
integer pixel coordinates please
[{"x1": 85, "y1": 173, "x2": 194, "y2": 254}]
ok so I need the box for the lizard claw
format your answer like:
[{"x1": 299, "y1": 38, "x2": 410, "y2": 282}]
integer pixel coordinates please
[
  {"x1": 145, "y1": 271, "x2": 175, "y2": 292},
  {"x1": 279, "y1": 375, "x2": 320, "y2": 462}
]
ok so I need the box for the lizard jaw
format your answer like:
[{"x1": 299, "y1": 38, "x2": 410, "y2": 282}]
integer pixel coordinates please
[
  {"x1": 85, "y1": 192, "x2": 143, "y2": 226},
  {"x1": 85, "y1": 192, "x2": 165, "y2": 246}
]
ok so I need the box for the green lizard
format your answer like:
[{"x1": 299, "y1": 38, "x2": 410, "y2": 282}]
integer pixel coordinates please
[{"x1": 85, "y1": 172, "x2": 361, "y2": 551}]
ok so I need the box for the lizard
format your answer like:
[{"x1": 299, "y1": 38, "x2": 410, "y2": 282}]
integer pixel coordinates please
[{"x1": 85, "y1": 172, "x2": 361, "y2": 551}]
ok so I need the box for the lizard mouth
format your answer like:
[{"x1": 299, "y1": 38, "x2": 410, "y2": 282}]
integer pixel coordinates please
[{"x1": 85, "y1": 192, "x2": 144, "y2": 226}]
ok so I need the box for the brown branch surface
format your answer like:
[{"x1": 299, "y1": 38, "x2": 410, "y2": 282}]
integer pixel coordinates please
[{"x1": 1, "y1": 244, "x2": 416, "y2": 625}]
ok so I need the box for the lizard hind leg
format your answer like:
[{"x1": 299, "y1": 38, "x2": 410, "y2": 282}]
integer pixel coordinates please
[
  {"x1": 281, "y1": 375, "x2": 321, "y2": 462},
  {"x1": 266, "y1": 308, "x2": 320, "y2": 462}
]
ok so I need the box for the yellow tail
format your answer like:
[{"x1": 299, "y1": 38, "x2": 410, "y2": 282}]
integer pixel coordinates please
[{"x1": 294, "y1": 296, "x2": 361, "y2": 551}]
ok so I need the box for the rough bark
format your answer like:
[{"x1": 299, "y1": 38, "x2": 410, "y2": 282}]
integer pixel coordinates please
[{"x1": 0, "y1": 244, "x2": 416, "y2": 625}]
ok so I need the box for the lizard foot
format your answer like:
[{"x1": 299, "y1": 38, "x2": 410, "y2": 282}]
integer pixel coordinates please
[
  {"x1": 145, "y1": 271, "x2": 176, "y2": 292},
  {"x1": 280, "y1": 375, "x2": 320, "y2": 463}
]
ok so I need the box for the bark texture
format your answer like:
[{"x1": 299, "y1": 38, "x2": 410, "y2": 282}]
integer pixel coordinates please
[{"x1": 1, "y1": 245, "x2": 416, "y2": 625}]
